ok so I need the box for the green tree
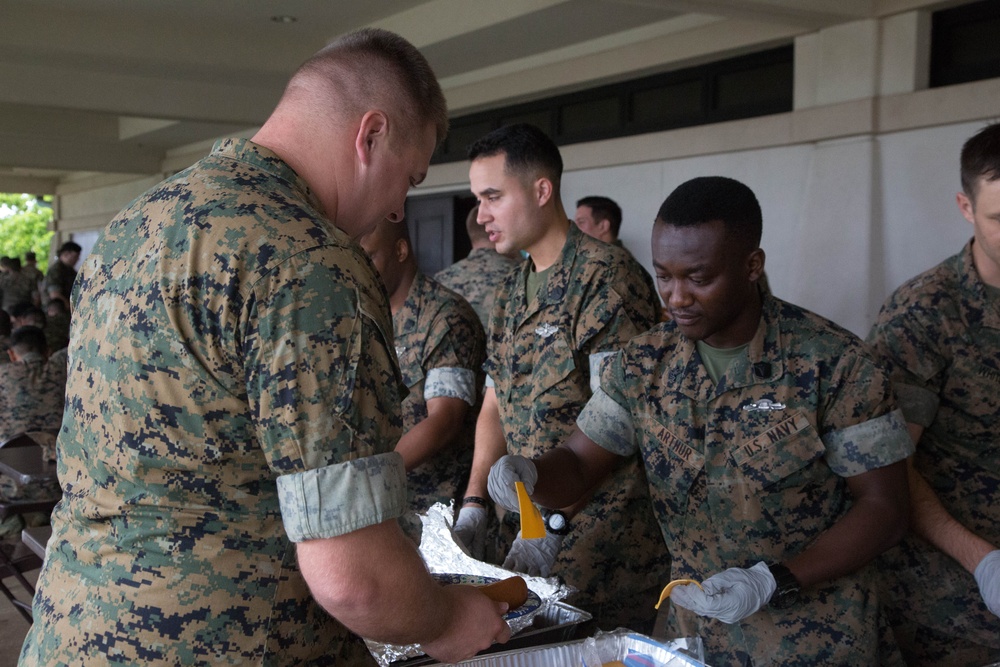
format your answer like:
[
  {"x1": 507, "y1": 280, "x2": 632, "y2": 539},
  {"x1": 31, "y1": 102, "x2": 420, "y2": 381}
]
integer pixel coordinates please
[{"x1": 0, "y1": 193, "x2": 55, "y2": 271}]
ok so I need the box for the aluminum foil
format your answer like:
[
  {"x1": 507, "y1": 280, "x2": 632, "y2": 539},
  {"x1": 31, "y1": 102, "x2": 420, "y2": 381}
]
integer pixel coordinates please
[{"x1": 365, "y1": 503, "x2": 576, "y2": 666}]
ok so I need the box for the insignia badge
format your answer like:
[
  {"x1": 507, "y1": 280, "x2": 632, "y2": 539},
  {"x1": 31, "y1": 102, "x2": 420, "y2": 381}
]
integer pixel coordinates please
[
  {"x1": 394, "y1": 345, "x2": 406, "y2": 358},
  {"x1": 535, "y1": 322, "x2": 559, "y2": 338},
  {"x1": 742, "y1": 398, "x2": 786, "y2": 412}
]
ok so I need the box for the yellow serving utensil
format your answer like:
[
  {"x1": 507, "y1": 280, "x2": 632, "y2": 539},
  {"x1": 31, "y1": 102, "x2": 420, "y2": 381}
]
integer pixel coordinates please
[
  {"x1": 515, "y1": 481, "x2": 547, "y2": 539},
  {"x1": 654, "y1": 579, "x2": 703, "y2": 609}
]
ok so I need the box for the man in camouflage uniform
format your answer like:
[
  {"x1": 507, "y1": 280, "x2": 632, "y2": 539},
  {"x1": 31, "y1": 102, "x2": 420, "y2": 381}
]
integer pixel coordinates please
[
  {"x1": 490, "y1": 177, "x2": 914, "y2": 666},
  {"x1": 0, "y1": 327, "x2": 65, "y2": 545},
  {"x1": 0, "y1": 256, "x2": 39, "y2": 312},
  {"x1": 0, "y1": 326, "x2": 67, "y2": 438},
  {"x1": 454, "y1": 123, "x2": 667, "y2": 632},
  {"x1": 43, "y1": 241, "x2": 80, "y2": 312},
  {"x1": 359, "y1": 218, "x2": 485, "y2": 542},
  {"x1": 434, "y1": 205, "x2": 518, "y2": 330},
  {"x1": 575, "y1": 196, "x2": 661, "y2": 320},
  {"x1": 868, "y1": 122, "x2": 1000, "y2": 666},
  {"x1": 19, "y1": 29, "x2": 510, "y2": 667}
]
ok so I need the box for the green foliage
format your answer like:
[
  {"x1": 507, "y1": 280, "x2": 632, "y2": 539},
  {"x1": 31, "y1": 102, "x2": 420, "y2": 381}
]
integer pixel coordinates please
[{"x1": 0, "y1": 193, "x2": 55, "y2": 269}]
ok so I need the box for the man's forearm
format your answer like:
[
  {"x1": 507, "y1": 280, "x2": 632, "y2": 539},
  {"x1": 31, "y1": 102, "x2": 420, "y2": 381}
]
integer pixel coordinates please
[
  {"x1": 395, "y1": 396, "x2": 468, "y2": 471},
  {"x1": 463, "y1": 389, "x2": 506, "y2": 499},
  {"x1": 298, "y1": 520, "x2": 452, "y2": 644},
  {"x1": 784, "y1": 461, "x2": 909, "y2": 589},
  {"x1": 909, "y1": 461, "x2": 995, "y2": 573}
]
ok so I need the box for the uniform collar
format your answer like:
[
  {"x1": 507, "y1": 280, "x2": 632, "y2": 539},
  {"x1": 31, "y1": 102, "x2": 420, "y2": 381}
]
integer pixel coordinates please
[
  {"x1": 665, "y1": 290, "x2": 785, "y2": 400},
  {"x1": 394, "y1": 271, "x2": 429, "y2": 336},
  {"x1": 210, "y1": 138, "x2": 323, "y2": 214},
  {"x1": 510, "y1": 222, "x2": 579, "y2": 325},
  {"x1": 956, "y1": 240, "x2": 1000, "y2": 331}
]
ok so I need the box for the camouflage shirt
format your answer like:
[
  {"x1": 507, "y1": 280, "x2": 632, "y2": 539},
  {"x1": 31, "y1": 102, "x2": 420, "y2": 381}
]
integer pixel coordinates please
[
  {"x1": 867, "y1": 240, "x2": 1000, "y2": 651},
  {"x1": 0, "y1": 349, "x2": 67, "y2": 439},
  {"x1": 612, "y1": 239, "x2": 662, "y2": 321},
  {"x1": 0, "y1": 269, "x2": 37, "y2": 311},
  {"x1": 19, "y1": 138, "x2": 407, "y2": 666},
  {"x1": 486, "y1": 222, "x2": 668, "y2": 629},
  {"x1": 434, "y1": 247, "x2": 518, "y2": 330},
  {"x1": 579, "y1": 294, "x2": 913, "y2": 666},
  {"x1": 394, "y1": 272, "x2": 485, "y2": 535},
  {"x1": 44, "y1": 259, "x2": 77, "y2": 302}
]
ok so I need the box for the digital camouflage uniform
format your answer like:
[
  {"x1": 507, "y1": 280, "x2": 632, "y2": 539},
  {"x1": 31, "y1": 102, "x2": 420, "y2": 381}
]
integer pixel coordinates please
[
  {"x1": 0, "y1": 348, "x2": 68, "y2": 438},
  {"x1": 0, "y1": 349, "x2": 66, "y2": 541},
  {"x1": 43, "y1": 259, "x2": 77, "y2": 304},
  {"x1": 434, "y1": 247, "x2": 518, "y2": 330},
  {"x1": 19, "y1": 138, "x2": 407, "y2": 666},
  {"x1": 0, "y1": 269, "x2": 37, "y2": 312},
  {"x1": 612, "y1": 239, "x2": 661, "y2": 322},
  {"x1": 486, "y1": 222, "x2": 667, "y2": 631},
  {"x1": 394, "y1": 272, "x2": 485, "y2": 541},
  {"x1": 868, "y1": 241, "x2": 1000, "y2": 666},
  {"x1": 578, "y1": 294, "x2": 914, "y2": 666}
]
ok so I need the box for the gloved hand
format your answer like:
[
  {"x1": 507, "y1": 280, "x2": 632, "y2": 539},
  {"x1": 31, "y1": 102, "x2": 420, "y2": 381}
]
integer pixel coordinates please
[
  {"x1": 487, "y1": 455, "x2": 538, "y2": 513},
  {"x1": 502, "y1": 530, "x2": 564, "y2": 577},
  {"x1": 452, "y1": 506, "x2": 488, "y2": 560},
  {"x1": 974, "y1": 549, "x2": 1000, "y2": 618},
  {"x1": 669, "y1": 562, "x2": 776, "y2": 624}
]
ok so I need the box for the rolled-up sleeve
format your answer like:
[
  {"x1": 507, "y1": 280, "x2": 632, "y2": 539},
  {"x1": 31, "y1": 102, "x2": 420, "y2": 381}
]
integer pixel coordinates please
[
  {"x1": 278, "y1": 451, "x2": 408, "y2": 541},
  {"x1": 824, "y1": 409, "x2": 914, "y2": 477}
]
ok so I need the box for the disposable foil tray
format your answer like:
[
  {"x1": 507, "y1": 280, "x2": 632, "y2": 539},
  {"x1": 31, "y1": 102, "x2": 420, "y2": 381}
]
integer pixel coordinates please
[{"x1": 391, "y1": 602, "x2": 594, "y2": 666}]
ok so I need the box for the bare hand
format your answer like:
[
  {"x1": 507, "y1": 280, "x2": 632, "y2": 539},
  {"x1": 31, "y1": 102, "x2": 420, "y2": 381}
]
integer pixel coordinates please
[{"x1": 419, "y1": 584, "x2": 511, "y2": 664}]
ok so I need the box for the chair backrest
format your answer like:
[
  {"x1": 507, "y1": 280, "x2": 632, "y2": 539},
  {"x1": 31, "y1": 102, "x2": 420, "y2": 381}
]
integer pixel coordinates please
[{"x1": 0, "y1": 541, "x2": 42, "y2": 623}]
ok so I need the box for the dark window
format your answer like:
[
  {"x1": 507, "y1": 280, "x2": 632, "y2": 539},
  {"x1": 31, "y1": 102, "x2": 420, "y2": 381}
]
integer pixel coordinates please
[
  {"x1": 431, "y1": 45, "x2": 793, "y2": 164},
  {"x1": 931, "y1": 0, "x2": 1000, "y2": 88}
]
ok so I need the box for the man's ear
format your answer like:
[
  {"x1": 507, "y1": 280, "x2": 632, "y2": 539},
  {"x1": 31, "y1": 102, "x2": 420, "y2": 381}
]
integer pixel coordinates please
[
  {"x1": 396, "y1": 237, "x2": 410, "y2": 264},
  {"x1": 597, "y1": 218, "x2": 611, "y2": 236},
  {"x1": 748, "y1": 248, "x2": 766, "y2": 282},
  {"x1": 535, "y1": 177, "x2": 554, "y2": 208},
  {"x1": 355, "y1": 110, "x2": 390, "y2": 168},
  {"x1": 7, "y1": 348, "x2": 18, "y2": 363},
  {"x1": 957, "y1": 191, "x2": 976, "y2": 225}
]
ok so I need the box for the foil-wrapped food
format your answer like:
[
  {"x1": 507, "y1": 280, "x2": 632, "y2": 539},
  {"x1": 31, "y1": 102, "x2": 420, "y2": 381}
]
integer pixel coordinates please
[{"x1": 364, "y1": 503, "x2": 577, "y2": 666}]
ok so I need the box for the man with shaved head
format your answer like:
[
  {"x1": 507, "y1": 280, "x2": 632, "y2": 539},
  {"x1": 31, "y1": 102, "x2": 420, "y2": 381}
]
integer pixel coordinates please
[
  {"x1": 360, "y1": 219, "x2": 485, "y2": 543},
  {"x1": 20, "y1": 28, "x2": 509, "y2": 666}
]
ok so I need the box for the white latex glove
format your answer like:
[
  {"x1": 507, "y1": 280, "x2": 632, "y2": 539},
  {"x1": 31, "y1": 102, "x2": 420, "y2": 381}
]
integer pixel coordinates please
[
  {"x1": 487, "y1": 455, "x2": 538, "y2": 513},
  {"x1": 974, "y1": 549, "x2": 1000, "y2": 618},
  {"x1": 669, "y1": 562, "x2": 776, "y2": 624},
  {"x1": 452, "y1": 506, "x2": 488, "y2": 560},
  {"x1": 502, "y1": 530, "x2": 564, "y2": 577}
]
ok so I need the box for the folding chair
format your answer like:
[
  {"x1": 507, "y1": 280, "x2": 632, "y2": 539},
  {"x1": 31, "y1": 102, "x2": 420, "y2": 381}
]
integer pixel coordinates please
[{"x1": 0, "y1": 539, "x2": 42, "y2": 623}]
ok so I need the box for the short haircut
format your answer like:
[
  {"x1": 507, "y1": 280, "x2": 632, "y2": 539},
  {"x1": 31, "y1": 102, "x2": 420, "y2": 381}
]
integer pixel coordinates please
[
  {"x1": 656, "y1": 176, "x2": 763, "y2": 249},
  {"x1": 960, "y1": 122, "x2": 1000, "y2": 198},
  {"x1": 0, "y1": 257, "x2": 15, "y2": 271},
  {"x1": 58, "y1": 241, "x2": 82, "y2": 255},
  {"x1": 11, "y1": 303, "x2": 45, "y2": 327},
  {"x1": 10, "y1": 326, "x2": 47, "y2": 356},
  {"x1": 467, "y1": 124, "x2": 563, "y2": 189},
  {"x1": 577, "y1": 196, "x2": 623, "y2": 239},
  {"x1": 0, "y1": 310, "x2": 10, "y2": 338},
  {"x1": 291, "y1": 28, "x2": 448, "y2": 145},
  {"x1": 24, "y1": 251, "x2": 36, "y2": 262}
]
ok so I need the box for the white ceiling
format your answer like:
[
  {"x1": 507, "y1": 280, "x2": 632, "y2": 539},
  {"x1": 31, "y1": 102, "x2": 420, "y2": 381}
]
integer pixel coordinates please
[{"x1": 0, "y1": 0, "x2": 932, "y2": 192}]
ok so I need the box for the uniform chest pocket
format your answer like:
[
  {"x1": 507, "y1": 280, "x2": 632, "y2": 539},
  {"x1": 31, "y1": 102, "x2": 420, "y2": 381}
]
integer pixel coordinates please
[
  {"x1": 395, "y1": 337, "x2": 424, "y2": 390},
  {"x1": 529, "y1": 330, "x2": 578, "y2": 400},
  {"x1": 944, "y1": 353, "x2": 1000, "y2": 427},
  {"x1": 732, "y1": 412, "x2": 827, "y2": 493}
]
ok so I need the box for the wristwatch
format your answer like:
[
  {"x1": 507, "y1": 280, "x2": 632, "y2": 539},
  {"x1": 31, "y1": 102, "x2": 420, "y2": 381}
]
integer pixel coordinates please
[
  {"x1": 543, "y1": 510, "x2": 571, "y2": 536},
  {"x1": 767, "y1": 563, "x2": 801, "y2": 609}
]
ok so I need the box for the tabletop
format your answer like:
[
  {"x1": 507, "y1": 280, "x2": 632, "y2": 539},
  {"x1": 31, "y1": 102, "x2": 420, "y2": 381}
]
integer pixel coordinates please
[
  {"x1": 0, "y1": 443, "x2": 57, "y2": 487},
  {"x1": 21, "y1": 525, "x2": 52, "y2": 560}
]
